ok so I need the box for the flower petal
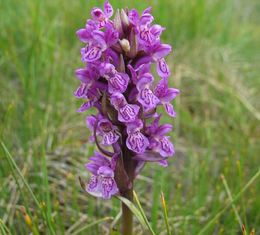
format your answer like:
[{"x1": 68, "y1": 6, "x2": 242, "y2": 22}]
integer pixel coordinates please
[
  {"x1": 76, "y1": 29, "x2": 91, "y2": 43},
  {"x1": 100, "y1": 177, "x2": 118, "y2": 199},
  {"x1": 140, "y1": 13, "x2": 154, "y2": 25},
  {"x1": 104, "y1": 0, "x2": 113, "y2": 18},
  {"x1": 153, "y1": 43, "x2": 172, "y2": 60},
  {"x1": 150, "y1": 24, "x2": 165, "y2": 38},
  {"x1": 86, "y1": 175, "x2": 102, "y2": 197},
  {"x1": 128, "y1": 9, "x2": 139, "y2": 25},
  {"x1": 82, "y1": 46, "x2": 103, "y2": 62},
  {"x1": 126, "y1": 131, "x2": 149, "y2": 153},
  {"x1": 86, "y1": 115, "x2": 96, "y2": 131},
  {"x1": 163, "y1": 103, "x2": 176, "y2": 117},
  {"x1": 110, "y1": 93, "x2": 127, "y2": 109},
  {"x1": 118, "y1": 104, "x2": 140, "y2": 123},
  {"x1": 136, "y1": 73, "x2": 154, "y2": 90},
  {"x1": 160, "y1": 88, "x2": 180, "y2": 102},
  {"x1": 156, "y1": 58, "x2": 170, "y2": 78},
  {"x1": 137, "y1": 88, "x2": 159, "y2": 110},
  {"x1": 102, "y1": 131, "x2": 119, "y2": 145},
  {"x1": 156, "y1": 136, "x2": 175, "y2": 157},
  {"x1": 91, "y1": 7, "x2": 105, "y2": 21},
  {"x1": 74, "y1": 83, "x2": 88, "y2": 98},
  {"x1": 108, "y1": 73, "x2": 129, "y2": 94},
  {"x1": 75, "y1": 68, "x2": 91, "y2": 83},
  {"x1": 77, "y1": 101, "x2": 94, "y2": 112}
]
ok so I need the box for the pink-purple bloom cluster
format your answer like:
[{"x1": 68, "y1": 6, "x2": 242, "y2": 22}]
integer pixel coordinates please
[{"x1": 75, "y1": 1, "x2": 179, "y2": 199}]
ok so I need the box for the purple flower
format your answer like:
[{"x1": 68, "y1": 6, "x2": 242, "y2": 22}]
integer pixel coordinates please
[
  {"x1": 110, "y1": 93, "x2": 140, "y2": 123},
  {"x1": 85, "y1": 152, "x2": 118, "y2": 199},
  {"x1": 136, "y1": 73, "x2": 159, "y2": 111},
  {"x1": 100, "y1": 63, "x2": 129, "y2": 94},
  {"x1": 154, "y1": 78, "x2": 180, "y2": 117},
  {"x1": 91, "y1": 0, "x2": 114, "y2": 28},
  {"x1": 126, "y1": 119, "x2": 149, "y2": 153},
  {"x1": 75, "y1": 1, "x2": 179, "y2": 200},
  {"x1": 146, "y1": 115, "x2": 175, "y2": 158},
  {"x1": 86, "y1": 114, "x2": 120, "y2": 145}
]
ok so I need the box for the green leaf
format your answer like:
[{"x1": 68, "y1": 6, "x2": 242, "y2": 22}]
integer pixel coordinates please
[
  {"x1": 133, "y1": 191, "x2": 156, "y2": 235},
  {"x1": 117, "y1": 195, "x2": 147, "y2": 228}
]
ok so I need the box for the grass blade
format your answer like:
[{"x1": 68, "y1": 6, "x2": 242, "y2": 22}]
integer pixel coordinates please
[
  {"x1": 110, "y1": 210, "x2": 122, "y2": 232},
  {"x1": 0, "y1": 219, "x2": 11, "y2": 235},
  {"x1": 160, "y1": 192, "x2": 171, "y2": 235},
  {"x1": 133, "y1": 191, "x2": 156, "y2": 235},
  {"x1": 221, "y1": 174, "x2": 243, "y2": 229},
  {"x1": 70, "y1": 217, "x2": 113, "y2": 235},
  {"x1": 0, "y1": 142, "x2": 56, "y2": 235},
  {"x1": 198, "y1": 169, "x2": 260, "y2": 235}
]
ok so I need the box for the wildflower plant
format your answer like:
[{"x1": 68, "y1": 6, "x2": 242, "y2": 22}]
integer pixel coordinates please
[{"x1": 75, "y1": 1, "x2": 179, "y2": 234}]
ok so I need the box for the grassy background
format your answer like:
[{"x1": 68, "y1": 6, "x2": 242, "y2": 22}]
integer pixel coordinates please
[{"x1": 0, "y1": 0, "x2": 259, "y2": 234}]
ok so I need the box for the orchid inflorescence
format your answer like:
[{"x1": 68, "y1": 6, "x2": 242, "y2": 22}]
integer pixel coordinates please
[{"x1": 75, "y1": 1, "x2": 179, "y2": 200}]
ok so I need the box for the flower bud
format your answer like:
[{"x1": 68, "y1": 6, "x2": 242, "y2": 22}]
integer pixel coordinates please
[
  {"x1": 120, "y1": 9, "x2": 129, "y2": 28},
  {"x1": 128, "y1": 29, "x2": 138, "y2": 58},
  {"x1": 117, "y1": 54, "x2": 125, "y2": 73},
  {"x1": 119, "y1": 39, "x2": 130, "y2": 53},
  {"x1": 114, "y1": 10, "x2": 123, "y2": 37}
]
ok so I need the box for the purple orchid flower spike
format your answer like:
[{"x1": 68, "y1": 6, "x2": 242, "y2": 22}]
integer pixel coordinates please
[{"x1": 75, "y1": 2, "x2": 179, "y2": 234}]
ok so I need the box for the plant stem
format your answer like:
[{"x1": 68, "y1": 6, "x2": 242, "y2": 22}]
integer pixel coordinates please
[
  {"x1": 121, "y1": 142, "x2": 134, "y2": 235},
  {"x1": 121, "y1": 188, "x2": 133, "y2": 235}
]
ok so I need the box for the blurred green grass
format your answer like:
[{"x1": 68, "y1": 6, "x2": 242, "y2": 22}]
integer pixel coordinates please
[{"x1": 0, "y1": 0, "x2": 259, "y2": 234}]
